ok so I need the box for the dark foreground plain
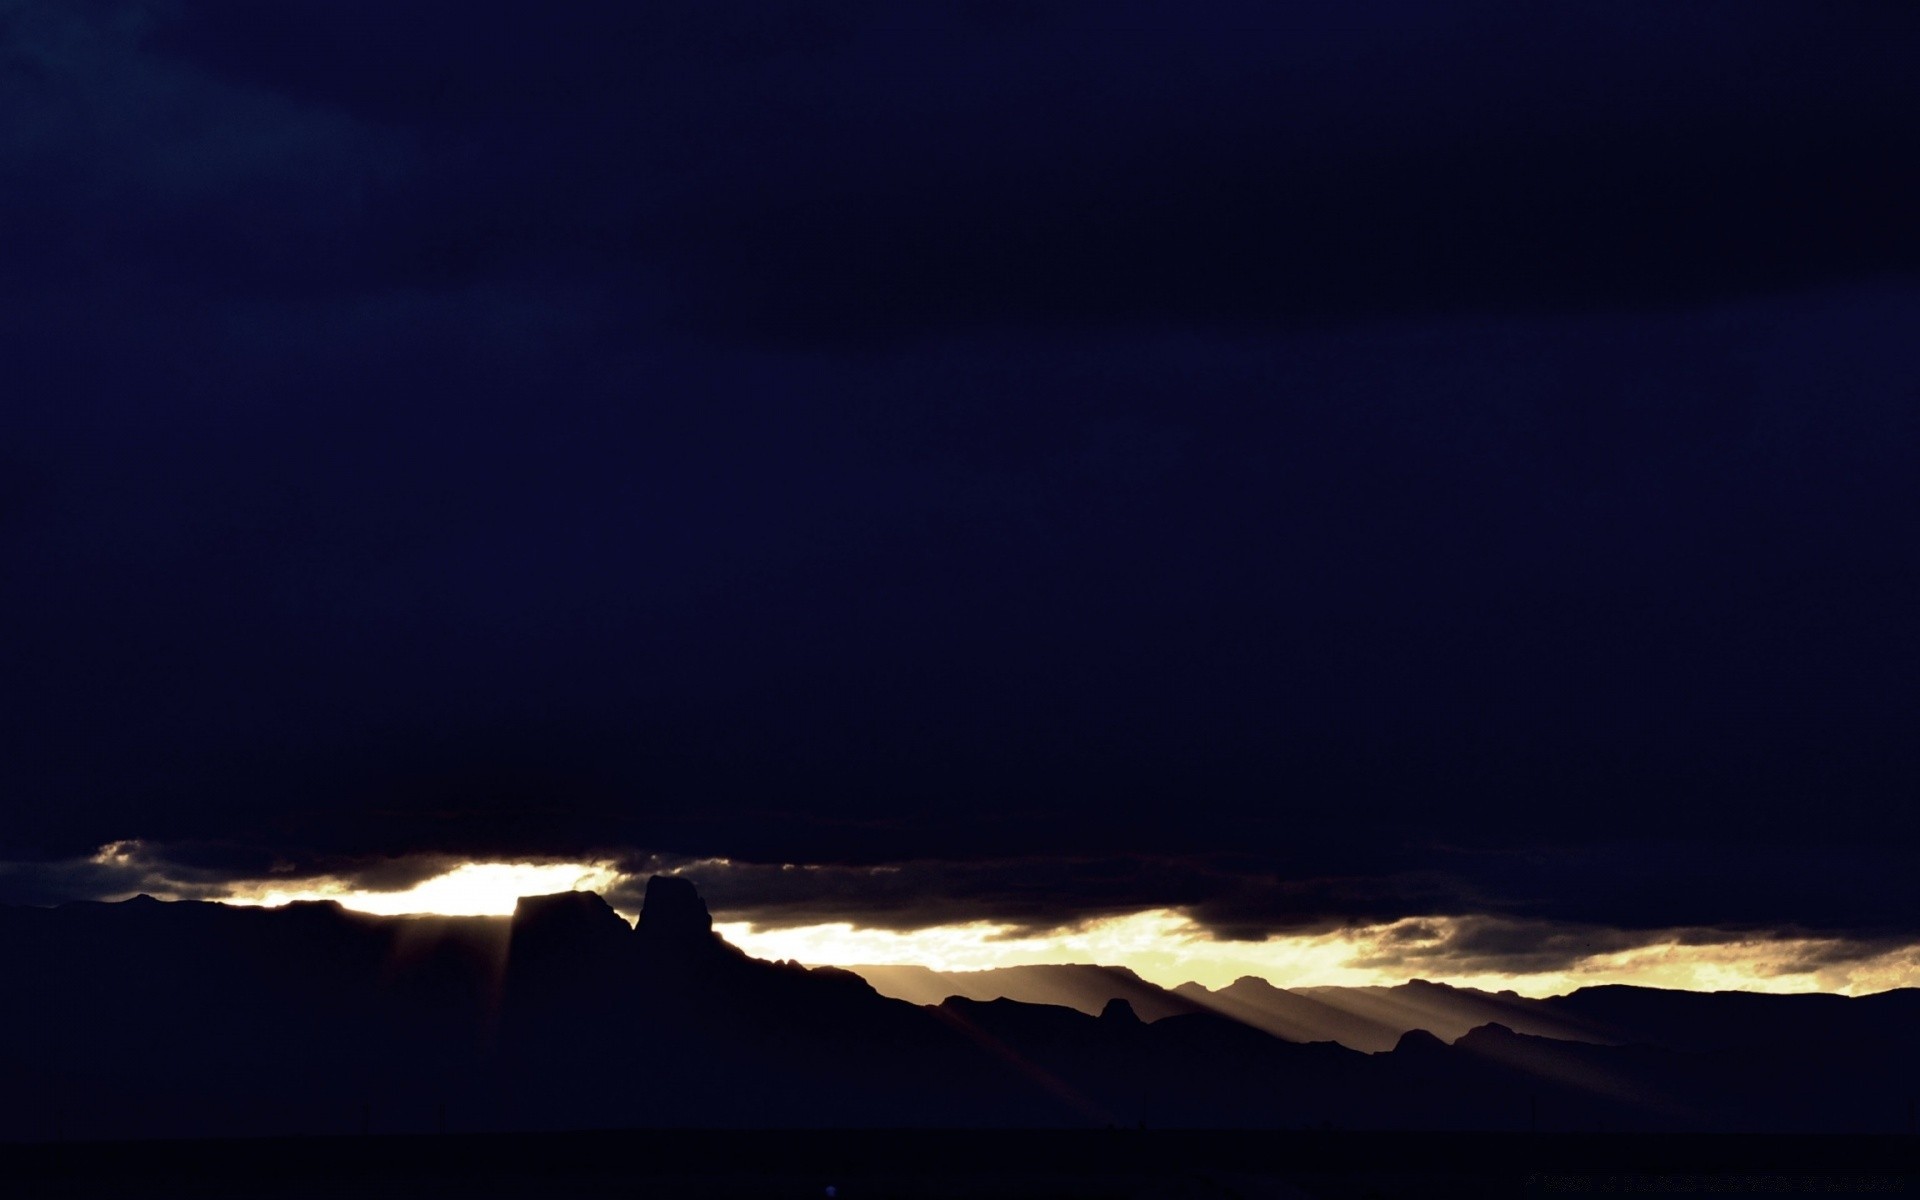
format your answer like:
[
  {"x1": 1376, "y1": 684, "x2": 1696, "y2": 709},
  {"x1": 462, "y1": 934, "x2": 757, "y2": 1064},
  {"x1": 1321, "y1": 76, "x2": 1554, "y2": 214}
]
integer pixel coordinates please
[{"x1": 2, "y1": 1130, "x2": 1913, "y2": 1199}]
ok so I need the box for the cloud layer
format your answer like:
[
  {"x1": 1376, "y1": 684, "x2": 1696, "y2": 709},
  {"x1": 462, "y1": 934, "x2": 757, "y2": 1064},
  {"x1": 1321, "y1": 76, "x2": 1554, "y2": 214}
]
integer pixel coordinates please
[{"x1": 3, "y1": 2, "x2": 1917, "y2": 952}]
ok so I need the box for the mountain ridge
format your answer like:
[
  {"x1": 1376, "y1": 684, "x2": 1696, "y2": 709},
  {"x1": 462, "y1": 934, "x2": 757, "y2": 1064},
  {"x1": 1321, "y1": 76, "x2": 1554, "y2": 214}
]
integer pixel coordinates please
[{"x1": 0, "y1": 884, "x2": 1912, "y2": 1139}]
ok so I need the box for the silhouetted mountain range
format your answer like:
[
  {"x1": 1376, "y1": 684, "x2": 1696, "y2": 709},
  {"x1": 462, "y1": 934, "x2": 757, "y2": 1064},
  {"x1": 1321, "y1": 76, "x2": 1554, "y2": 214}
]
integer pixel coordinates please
[
  {"x1": 854, "y1": 963, "x2": 1207, "y2": 1022},
  {"x1": 0, "y1": 881, "x2": 1912, "y2": 1141},
  {"x1": 861, "y1": 962, "x2": 1920, "y2": 1060}
]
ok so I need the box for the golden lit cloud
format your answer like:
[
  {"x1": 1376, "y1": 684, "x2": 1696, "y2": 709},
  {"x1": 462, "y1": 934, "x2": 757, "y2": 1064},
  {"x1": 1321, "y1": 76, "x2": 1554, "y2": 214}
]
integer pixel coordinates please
[
  {"x1": 123, "y1": 846, "x2": 1919, "y2": 997},
  {"x1": 220, "y1": 860, "x2": 626, "y2": 918},
  {"x1": 719, "y1": 911, "x2": 1920, "y2": 997},
  {"x1": 716, "y1": 910, "x2": 1417, "y2": 990}
]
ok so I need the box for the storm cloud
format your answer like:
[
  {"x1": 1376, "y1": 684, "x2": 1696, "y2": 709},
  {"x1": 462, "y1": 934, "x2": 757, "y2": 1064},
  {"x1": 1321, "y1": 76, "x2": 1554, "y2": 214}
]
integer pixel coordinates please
[{"x1": 3, "y1": 2, "x2": 1917, "y2": 955}]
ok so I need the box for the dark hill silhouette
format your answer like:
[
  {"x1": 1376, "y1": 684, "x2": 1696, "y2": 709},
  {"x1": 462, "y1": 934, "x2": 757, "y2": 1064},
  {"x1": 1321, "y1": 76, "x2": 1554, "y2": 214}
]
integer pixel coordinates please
[
  {"x1": 0, "y1": 881, "x2": 1913, "y2": 1140},
  {"x1": 1543, "y1": 982, "x2": 1920, "y2": 1053},
  {"x1": 853, "y1": 962, "x2": 1206, "y2": 1022},
  {"x1": 1172, "y1": 976, "x2": 1608, "y2": 1051},
  {"x1": 1167, "y1": 975, "x2": 1920, "y2": 1059},
  {"x1": 496, "y1": 877, "x2": 1053, "y2": 1129}
]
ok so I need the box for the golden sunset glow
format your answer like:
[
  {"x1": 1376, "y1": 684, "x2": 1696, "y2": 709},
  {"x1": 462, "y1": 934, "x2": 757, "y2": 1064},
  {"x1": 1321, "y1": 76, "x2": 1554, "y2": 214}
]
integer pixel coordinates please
[
  {"x1": 711, "y1": 908, "x2": 1366, "y2": 988},
  {"x1": 219, "y1": 860, "x2": 625, "y2": 917},
  {"x1": 718, "y1": 911, "x2": 1920, "y2": 998},
  {"x1": 168, "y1": 849, "x2": 1920, "y2": 998}
]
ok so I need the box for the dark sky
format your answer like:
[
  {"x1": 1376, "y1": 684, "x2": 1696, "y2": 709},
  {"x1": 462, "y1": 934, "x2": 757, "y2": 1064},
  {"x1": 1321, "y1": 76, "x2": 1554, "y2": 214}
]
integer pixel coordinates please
[{"x1": 4, "y1": 1, "x2": 1918, "y2": 964}]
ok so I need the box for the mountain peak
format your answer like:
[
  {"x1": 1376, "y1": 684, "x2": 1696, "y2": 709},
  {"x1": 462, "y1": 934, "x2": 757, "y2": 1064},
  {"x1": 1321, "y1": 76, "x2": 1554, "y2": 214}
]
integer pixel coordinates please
[
  {"x1": 1100, "y1": 998, "x2": 1143, "y2": 1026},
  {"x1": 510, "y1": 890, "x2": 630, "y2": 957},
  {"x1": 1392, "y1": 1028, "x2": 1448, "y2": 1054},
  {"x1": 637, "y1": 874, "x2": 714, "y2": 941},
  {"x1": 1455, "y1": 1022, "x2": 1520, "y2": 1048}
]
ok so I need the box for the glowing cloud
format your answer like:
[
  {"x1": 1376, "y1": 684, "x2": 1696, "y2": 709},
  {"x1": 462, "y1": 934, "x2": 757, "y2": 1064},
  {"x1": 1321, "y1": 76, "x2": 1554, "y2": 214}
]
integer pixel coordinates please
[
  {"x1": 221, "y1": 860, "x2": 626, "y2": 918},
  {"x1": 64, "y1": 840, "x2": 1915, "y2": 996},
  {"x1": 718, "y1": 911, "x2": 1920, "y2": 997}
]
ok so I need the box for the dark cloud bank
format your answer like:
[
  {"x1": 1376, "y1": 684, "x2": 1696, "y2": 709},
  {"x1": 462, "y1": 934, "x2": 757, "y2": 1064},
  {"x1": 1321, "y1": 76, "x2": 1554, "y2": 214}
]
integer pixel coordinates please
[{"x1": 3, "y1": 2, "x2": 1918, "y2": 960}]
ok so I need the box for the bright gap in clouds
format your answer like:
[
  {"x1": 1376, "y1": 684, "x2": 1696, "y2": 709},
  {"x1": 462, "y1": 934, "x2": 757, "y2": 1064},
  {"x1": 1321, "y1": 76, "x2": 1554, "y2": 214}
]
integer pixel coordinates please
[
  {"x1": 713, "y1": 909, "x2": 1372, "y2": 989},
  {"x1": 717, "y1": 912, "x2": 1920, "y2": 997},
  {"x1": 220, "y1": 860, "x2": 625, "y2": 917},
  {"x1": 182, "y1": 850, "x2": 1920, "y2": 996}
]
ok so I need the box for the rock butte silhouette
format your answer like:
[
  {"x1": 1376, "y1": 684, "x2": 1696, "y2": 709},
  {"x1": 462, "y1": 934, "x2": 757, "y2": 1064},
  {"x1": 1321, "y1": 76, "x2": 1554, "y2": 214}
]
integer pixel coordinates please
[{"x1": 0, "y1": 877, "x2": 1914, "y2": 1140}]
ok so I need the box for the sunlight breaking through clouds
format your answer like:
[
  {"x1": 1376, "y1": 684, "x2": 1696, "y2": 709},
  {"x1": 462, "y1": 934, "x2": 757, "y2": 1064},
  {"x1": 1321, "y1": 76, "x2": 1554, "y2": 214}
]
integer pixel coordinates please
[
  {"x1": 52, "y1": 844, "x2": 1916, "y2": 996},
  {"x1": 220, "y1": 860, "x2": 626, "y2": 917},
  {"x1": 717, "y1": 911, "x2": 1920, "y2": 997}
]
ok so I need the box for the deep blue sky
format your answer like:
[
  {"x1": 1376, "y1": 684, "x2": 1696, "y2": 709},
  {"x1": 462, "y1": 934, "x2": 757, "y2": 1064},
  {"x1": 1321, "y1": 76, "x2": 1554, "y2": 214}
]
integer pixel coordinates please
[{"x1": 3, "y1": 1, "x2": 1917, "y2": 963}]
